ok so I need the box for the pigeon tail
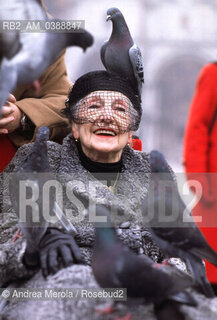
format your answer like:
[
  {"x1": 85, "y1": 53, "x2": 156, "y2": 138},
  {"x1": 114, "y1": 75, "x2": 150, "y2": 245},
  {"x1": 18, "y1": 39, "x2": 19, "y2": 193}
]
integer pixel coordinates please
[
  {"x1": 197, "y1": 279, "x2": 215, "y2": 298},
  {"x1": 158, "y1": 263, "x2": 194, "y2": 297},
  {"x1": 188, "y1": 256, "x2": 215, "y2": 298},
  {"x1": 192, "y1": 245, "x2": 217, "y2": 267},
  {"x1": 168, "y1": 291, "x2": 197, "y2": 306}
]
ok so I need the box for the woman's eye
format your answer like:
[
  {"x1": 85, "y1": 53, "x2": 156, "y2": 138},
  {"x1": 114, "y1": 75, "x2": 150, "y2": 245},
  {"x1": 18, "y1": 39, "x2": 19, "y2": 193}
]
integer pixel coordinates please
[
  {"x1": 88, "y1": 105, "x2": 100, "y2": 109},
  {"x1": 114, "y1": 107, "x2": 126, "y2": 112}
]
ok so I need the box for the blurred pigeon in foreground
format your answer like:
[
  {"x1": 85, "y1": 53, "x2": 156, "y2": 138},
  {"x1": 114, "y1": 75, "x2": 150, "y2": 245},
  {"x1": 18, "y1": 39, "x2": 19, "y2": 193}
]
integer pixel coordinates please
[
  {"x1": 9, "y1": 126, "x2": 51, "y2": 266},
  {"x1": 144, "y1": 150, "x2": 217, "y2": 297},
  {"x1": 92, "y1": 205, "x2": 196, "y2": 319},
  {"x1": 0, "y1": 0, "x2": 94, "y2": 113},
  {"x1": 101, "y1": 7, "x2": 144, "y2": 96}
]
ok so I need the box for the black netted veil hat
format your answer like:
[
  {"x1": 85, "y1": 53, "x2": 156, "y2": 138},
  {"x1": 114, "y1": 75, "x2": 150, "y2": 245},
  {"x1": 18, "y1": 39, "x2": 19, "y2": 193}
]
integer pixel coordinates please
[{"x1": 63, "y1": 70, "x2": 142, "y2": 131}]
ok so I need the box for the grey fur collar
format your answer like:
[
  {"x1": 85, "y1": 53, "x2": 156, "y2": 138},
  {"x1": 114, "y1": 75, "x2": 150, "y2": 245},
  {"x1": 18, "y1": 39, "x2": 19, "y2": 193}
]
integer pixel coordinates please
[{"x1": 57, "y1": 134, "x2": 151, "y2": 227}]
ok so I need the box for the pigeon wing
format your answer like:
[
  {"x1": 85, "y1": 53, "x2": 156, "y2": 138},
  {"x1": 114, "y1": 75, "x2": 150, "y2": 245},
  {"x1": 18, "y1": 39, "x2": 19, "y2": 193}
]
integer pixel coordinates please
[{"x1": 129, "y1": 44, "x2": 144, "y2": 93}]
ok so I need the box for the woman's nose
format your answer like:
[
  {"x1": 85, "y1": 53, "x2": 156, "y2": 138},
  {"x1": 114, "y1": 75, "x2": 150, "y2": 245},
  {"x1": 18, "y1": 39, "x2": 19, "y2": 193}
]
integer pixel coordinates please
[{"x1": 99, "y1": 107, "x2": 114, "y2": 122}]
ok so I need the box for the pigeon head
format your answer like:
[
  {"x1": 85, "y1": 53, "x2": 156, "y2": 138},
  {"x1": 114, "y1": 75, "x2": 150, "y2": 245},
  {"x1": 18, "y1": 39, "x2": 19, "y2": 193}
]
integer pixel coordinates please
[
  {"x1": 106, "y1": 7, "x2": 123, "y2": 21},
  {"x1": 36, "y1": 126, "x2": 50, "y2": 141},
  {"x1": 66, "y1": 30, "x2": 94, "y2": 52},
  {"x1": 19, "y1": 126, "x2": 50, "y2": 173},
  {"x1": 77, "y1": 30, "x2": 94, "y2": 52},
  {"x1": 150, "y1": 150, "x2": 170, "y2": 173}
]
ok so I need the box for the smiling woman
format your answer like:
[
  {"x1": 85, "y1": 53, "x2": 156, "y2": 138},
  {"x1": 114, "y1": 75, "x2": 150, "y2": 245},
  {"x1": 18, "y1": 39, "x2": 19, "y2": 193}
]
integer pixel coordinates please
[
  {"x1": 1, "y1": 69, "x2": 209, "y2": 319},
  {"x1": 0, "y1": 69, "x2": 166, "y2": 304},
  {"x1": 71, "y1": 91, "x2": 133, "y2": 162},
  {"x1": 63, "y1": 70, "x2": 141, "y2": 162}
]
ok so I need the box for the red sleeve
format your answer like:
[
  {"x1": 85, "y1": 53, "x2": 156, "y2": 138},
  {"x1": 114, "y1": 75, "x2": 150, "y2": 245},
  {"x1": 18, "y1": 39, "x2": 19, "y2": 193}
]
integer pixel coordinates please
[{"x1": 183, "y1": 64, "x2": 217, "y2": 173}]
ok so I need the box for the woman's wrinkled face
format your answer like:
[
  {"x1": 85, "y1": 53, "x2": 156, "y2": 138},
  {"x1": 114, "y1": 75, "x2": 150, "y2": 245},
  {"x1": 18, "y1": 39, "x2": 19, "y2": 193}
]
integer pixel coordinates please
[{"x1": 71, "y1": 91, "x2": 132, "y2": 162}]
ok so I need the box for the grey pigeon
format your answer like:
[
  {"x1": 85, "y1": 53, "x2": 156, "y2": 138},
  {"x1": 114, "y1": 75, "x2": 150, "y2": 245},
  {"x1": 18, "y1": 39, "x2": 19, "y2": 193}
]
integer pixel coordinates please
[
  {"x1": 101, "y1": 7, "x2": 144, "y2": 96},
  {"x1": 9, "y1": 126, "x2": 51, "y2": 266},
  {"x1": 92, "y1": 204, "x2": 197, "y2": 318},
  {"x1": 0, "y1": 0, "x2": 94, "y2": 113},
  {"x1": 144, "y1": 149, "x2": 217, "y2": 297}
]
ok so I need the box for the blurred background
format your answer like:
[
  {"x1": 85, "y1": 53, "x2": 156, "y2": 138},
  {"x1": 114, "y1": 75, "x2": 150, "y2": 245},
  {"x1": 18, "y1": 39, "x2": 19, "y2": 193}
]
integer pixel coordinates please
[{"x1": 43, "y1": 0, "x2": 217, "y2": 171}]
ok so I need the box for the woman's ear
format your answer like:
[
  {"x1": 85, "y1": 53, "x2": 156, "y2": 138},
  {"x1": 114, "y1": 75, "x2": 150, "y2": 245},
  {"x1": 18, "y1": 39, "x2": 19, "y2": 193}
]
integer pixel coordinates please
[
  {"x1": 127, "y1": 131, "x2": 133, "y2": 145},
  {"x1": 71, "y1": 123, "x2": 80, "y2": 140}
]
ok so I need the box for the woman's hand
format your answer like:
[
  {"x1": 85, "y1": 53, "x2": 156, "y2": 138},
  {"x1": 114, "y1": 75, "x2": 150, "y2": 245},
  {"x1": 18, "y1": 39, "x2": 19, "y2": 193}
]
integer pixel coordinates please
[
  {"x1": 38, "y1": 228, "x2": 83, "y2": 277},
  {"x1": 0, "y1": 94, "x2": 22, "y2": 134}
]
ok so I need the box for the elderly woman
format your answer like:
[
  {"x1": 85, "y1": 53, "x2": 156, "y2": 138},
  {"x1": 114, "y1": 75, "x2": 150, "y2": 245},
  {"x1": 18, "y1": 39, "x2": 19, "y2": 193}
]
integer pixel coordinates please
[
  {"x1": 1, "y1": 71, "x2": 217, "y2": 320},
  {"x1": 0, "y1": 71, "x2": 193, "y2": 319}
]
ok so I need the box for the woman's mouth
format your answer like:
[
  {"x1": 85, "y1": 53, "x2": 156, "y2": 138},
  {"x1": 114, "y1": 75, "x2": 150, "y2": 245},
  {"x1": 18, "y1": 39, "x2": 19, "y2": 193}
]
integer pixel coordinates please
[{"x1": 93, "y1": 129, "x2": 117, "y2": 136}]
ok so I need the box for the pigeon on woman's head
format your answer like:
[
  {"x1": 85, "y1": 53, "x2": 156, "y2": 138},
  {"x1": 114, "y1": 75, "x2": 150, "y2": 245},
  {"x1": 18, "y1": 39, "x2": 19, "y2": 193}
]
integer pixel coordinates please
[{"x1": 101, "y1": 7, "x2": 144, "y2": 98}]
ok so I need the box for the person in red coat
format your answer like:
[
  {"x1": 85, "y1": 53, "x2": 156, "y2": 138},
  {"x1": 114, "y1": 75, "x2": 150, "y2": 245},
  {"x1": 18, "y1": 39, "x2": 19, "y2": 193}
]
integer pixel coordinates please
[{"x1": 183, "y1": 63, "x2": 217, "y2": 285}]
